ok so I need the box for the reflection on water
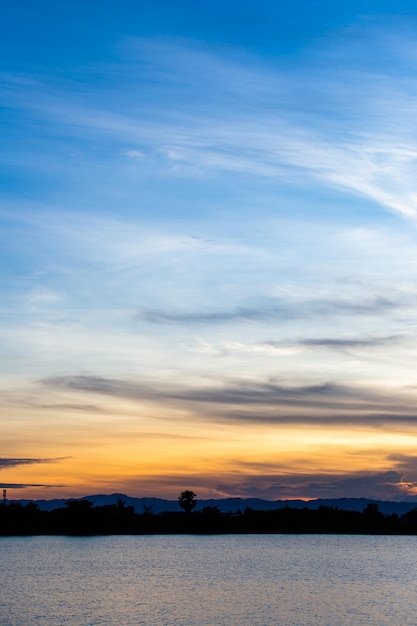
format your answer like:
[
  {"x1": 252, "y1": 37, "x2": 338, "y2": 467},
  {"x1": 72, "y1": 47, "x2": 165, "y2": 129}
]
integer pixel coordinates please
[{"x1": 1, "y1": 534, "x2": 417, "y2": 625}]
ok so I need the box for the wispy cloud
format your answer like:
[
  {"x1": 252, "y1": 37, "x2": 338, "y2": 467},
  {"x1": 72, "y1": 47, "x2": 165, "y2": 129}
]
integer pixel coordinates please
[
  {"x1": 3, "y1": 22, "x2": 417, "y2": 218},
  {"x1": 202, "y1": 335, "x2": 404, "y2": 357}
]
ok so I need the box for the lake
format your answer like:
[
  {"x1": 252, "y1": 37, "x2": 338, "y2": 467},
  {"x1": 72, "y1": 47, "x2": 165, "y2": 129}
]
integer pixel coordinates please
[{"x1": 1, "y1": 534, "x2": 416, "y2": 625}]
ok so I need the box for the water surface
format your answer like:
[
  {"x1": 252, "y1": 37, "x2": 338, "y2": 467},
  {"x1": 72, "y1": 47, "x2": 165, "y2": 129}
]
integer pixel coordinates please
[{"x1": 1, "y1": 534, "x2": 416, "y2": 625}]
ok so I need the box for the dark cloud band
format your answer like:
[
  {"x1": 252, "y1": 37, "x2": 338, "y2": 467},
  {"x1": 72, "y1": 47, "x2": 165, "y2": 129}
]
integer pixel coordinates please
[{"x1": 42, "y1": 374, "x2": 417, "y2": 427}]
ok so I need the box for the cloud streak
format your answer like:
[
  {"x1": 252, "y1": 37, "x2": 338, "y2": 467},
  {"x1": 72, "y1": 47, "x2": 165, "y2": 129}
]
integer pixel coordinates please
[
  {"x1": 136, "y1": 296, "x2": 399, "y2": 325},
  {"x1": 0, "y1": 457, "x2": 67, "y2": 469},
  {"x1": 0, "y1": 483, "x2": 57, "y2": 489}
]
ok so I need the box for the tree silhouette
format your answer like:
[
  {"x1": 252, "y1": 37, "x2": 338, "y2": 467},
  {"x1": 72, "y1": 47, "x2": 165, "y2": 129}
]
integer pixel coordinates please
[{"x1": 178, "y1": 490, "x2": 197, "y2": 514}]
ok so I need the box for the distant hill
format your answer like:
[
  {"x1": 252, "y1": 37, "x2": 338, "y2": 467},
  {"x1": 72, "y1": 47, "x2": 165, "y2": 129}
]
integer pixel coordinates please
[{"x1": 10, "y1": 494, "x2": 417, "y2": 515}]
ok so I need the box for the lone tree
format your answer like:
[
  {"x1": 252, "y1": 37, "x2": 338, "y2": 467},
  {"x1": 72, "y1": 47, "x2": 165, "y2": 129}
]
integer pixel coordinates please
[{"x1": 178, "y1": 490, "x2": 197, "y2": 514}]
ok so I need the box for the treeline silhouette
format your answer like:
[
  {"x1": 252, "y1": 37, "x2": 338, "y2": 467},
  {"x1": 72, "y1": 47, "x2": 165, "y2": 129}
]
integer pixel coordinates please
[{"x1": 2, "y1": 499, "x2": 417, "y2": 535}]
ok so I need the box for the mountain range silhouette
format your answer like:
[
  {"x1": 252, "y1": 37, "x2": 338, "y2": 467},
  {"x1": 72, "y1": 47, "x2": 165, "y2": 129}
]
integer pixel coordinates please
[{"x1": 10, "y1": 494, "x2": 417, "y2": 515}]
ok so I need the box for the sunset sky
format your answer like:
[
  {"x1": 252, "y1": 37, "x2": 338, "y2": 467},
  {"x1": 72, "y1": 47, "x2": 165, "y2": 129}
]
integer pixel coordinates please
[{"x1": 3, "y1": 0, "x2": 417, "y2": 501}]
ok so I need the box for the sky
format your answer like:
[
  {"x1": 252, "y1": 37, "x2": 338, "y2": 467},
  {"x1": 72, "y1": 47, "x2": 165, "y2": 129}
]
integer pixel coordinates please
[{"x1": 3, "y1": 0, "x2": 417, "y2": 501}]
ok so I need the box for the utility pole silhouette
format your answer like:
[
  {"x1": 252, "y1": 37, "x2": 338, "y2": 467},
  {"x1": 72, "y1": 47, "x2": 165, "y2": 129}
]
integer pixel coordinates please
[{"x1": 3, "y1": 489, "x2": 6, "y2": 506}]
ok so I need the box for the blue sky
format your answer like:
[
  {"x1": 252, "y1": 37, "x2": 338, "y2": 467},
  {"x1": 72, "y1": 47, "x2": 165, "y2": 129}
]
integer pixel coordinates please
[{"x1": 3, "y1": 1, "x2": 417, "y2": 500}]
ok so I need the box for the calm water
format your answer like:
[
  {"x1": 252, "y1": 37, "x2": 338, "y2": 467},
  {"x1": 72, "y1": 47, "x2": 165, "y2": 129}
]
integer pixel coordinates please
[{"x1": 1, "y1": 534, "x2": 416, "y2": 625}]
